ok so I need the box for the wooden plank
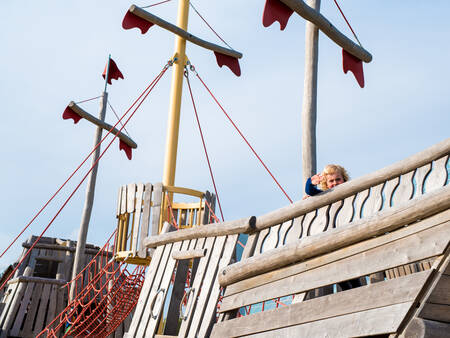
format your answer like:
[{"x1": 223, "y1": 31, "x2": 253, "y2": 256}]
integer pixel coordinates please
[
  {"x1": 45, "y1": 284, "x2": 58, "y2": 327},
  {"x1": 392, "y1": 170, "x2": 415, "y2": 207},
  {"x1": 308, "y1": 205, "x2": 329, "y2": 236},
  {"x1": 139, "y1": 183, "x2": 153, "y2": 258},
  {"x1": 172, "y1": 248, "x2": 206, "y2": 260},
  {"x1": 427, "y1": 274, "x2": 450, "y2": 304},
  {"x1": 9, "y1": 281, "x2": 34, "y2": 336},
  {"x1": 177, "y1": 236, "x2": 218, "y2": 337},
  {"x1": 334, "y1": 195, "x2": 354, "y2": 227},
  {"x1": 116, "y1": 185, "x2": 123, "y2": 217},
  {"x1": 215, "y1": 271, "x2": 430, "y2": 336},
  {"x1": 144, "y1": 241, "x2": 182, "y2": 337},
  {"x1": 125, "y1": 244, "x2": 167, "y2": 337},
  {"x1": 236, "y1": 303, "x2": 412, "y2": 338},
  {"x1": 415, "y1": 163, "x2": 432, "y2": 197},
  {"x1": 362, "y1": 183, "x2": 383, "y2": 218},
  {"x1": 220, "y1": 219, "x2": 449, "y2": 311},
  {"x1": 33, "y1": 283, "x2": 52, "y2": 336},
  {"x1": 420, "y1": 303, "x2": 450, "y2": 323},
  {"x1": 120, "y1": 185, "x2": 127, "y2": 215},
  {"x1": 21, "y1": 283, "x2": 43, "y2": 337},
  {"x1": 260, "y1": 223, "x2": 280, "y2": 253},
  {"x1": 283, "y1": 215, "x2": 303, "y2": 244},
  {"x1": 151, "y1": 183, "x2": 163, "y2": 236},
  {"x1": 240, "y1": 232, "x2": 259, "y2": 260},
  {"x1": 0, "y1": 282, "x2": 19, "y2": 329},
  {"x1": 225, "y1": 210, "x2": 450, "y2": 297},
  {"x1": 219, "y1": 188, "x2": 450, "y2": 287},
  {"x1": 352, "y1": 189, "x2": 370, "y2": 221},
  {"x1": 131, "y1": 183, "x2": 144, "y2": 255},
  {"x1": 196, "y1": 234, "x2": 239, "y2": 338},
  {"x1": 425, "y1": 155, "x2": 449, "y2": 193}
]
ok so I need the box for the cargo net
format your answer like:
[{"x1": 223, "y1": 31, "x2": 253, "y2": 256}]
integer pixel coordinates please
[{"x1": 38, "y1": 231, "x2": 146, "y2": 337}]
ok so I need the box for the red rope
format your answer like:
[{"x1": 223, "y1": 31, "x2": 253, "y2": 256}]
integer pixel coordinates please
[
  {"x1": 185, "y1": 70, "x2": 225, "y2": 222},
  {"x1": 204, "y1": 199, "x2": 220, "y2": 223},
  {"x1": 332, "y1": 0, "x2": 362, "y2": 47},
  {"x1": 195, "y1": 72, "x2": 293, "y2": 204},
  {"x1": 108, "y1": 100, "x2": 130, "y2": 137},
  {"x1": 165, "y1": 192, "x2": 179, "y2": 229},
  {"x1": 1, "y1": 65, "x2": 169, "y2": 292},
  {"x1": 0, "y1": 63, "x2": 169, "y2": 261}
]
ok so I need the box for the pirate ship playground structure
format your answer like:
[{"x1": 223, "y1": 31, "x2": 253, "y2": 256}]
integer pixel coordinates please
[{"x1": 1, "y1": 0, "x2": 449, "y2": 337}]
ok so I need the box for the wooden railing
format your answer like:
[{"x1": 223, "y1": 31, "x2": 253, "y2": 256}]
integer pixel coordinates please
[{"x1": 114, "y1": 183, "x2": 215, "y2": 265}]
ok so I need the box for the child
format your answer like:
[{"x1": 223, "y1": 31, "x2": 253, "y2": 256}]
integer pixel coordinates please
[{"x1": 304, "y1": 164, "x2": 349, "y2": 198}]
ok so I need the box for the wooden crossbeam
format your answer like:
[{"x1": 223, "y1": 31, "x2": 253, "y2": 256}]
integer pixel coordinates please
[
  {"x1": 279, "y1": 0, "x2": 372, "y2": 62},
  {"x1": 128, "y1": 5, "x2": 242, "y2": 60},
  {"x1": 67, "y1": 101, "x2": 137, "y2": 149}
]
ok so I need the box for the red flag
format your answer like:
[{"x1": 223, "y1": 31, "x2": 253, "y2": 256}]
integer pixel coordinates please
[
  {"x1": 342, "y1": 49, "x2": 364, "y2": 88},
  {"x1": 102, "y1": 58, "x2": 124, "y2": 85}
]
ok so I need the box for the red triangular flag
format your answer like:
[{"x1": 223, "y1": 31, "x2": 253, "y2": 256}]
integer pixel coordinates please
[
  {"x1": 102, "y1": 58, "x2": 124, "y2": 85},
  {"x1": 342, "y1": 49, "x2": 364, "y2": 88}
]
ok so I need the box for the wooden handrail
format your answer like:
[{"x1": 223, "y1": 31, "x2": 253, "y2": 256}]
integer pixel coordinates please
[
  {"x1": 164, "y1": 185, "x2": 205, "y2": 199},
  {"x1": 218, "y1": 185, "x2": 450, "y2": 287},
  {"x1": 255, "y1": 138, "x2": 450, "y2": 230}
]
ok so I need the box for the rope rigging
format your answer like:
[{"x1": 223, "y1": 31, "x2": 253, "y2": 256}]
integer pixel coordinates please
[
  {"x1": 184, "y1": 65, "x2": 225, "y2": 222},
  {"x1": 332, "y1": 0, "x2": 363, "y2": 47},
  {"x1": 189, "y1": 64, "x2": 294, "y2": 204},
  {"x1": 0, "y1": 62, "x2": 171, "y2": 292}
]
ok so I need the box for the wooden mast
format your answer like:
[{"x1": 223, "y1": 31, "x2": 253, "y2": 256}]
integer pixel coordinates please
[
  {"x1": 301, "y1": 0, "x2": 320, "y2": 190},
  {"x1": 70, "y1": 57, "x2": 111, "y2": 300},
  {"x1": 162, "y1": 0, "x2": 190, "y2": 192}
]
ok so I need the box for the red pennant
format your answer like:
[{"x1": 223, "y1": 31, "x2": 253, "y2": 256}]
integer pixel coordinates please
[
  {"x1": 122, "y1": 10, "x2": 154, "y2": 34},
  {"x1": 342, "y1": 49, "x2": 364, "y2": 88},
  {"x1": 62, "y1": 106, "x2": 82, "y2": 124},
  {"x1": 102, "y1": 59, "x2": 124, "y2": 85},
  {"x1": 214, "y1": 52, "x2": 241, "y2": 77},
  {"x1": 262, "y1": 0, "x2": 294, "y2": 30},
  {"x1": 119, "y1": 140, "x2": 132, "y2": 160}
]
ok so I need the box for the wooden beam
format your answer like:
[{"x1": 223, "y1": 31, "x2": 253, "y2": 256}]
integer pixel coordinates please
[
  {"x1": 68, "y1": 101, "x2": 137, "y2": 149},
  {"x1": 401, "y1": 318, "x2": 450, "y2": 338},
  {"x1": 256, "y1": 138, "x2": 450, "y2": 230},
  {"x1": 279, "y1": 0, "x2": 372, "y2": 62},
  {"x1": 219, "y1": 185, "x2": 450, "y2": 287},
  {"x1": 7, "y1": 276, "x2": 66, "y2": 286},
  {"x1": 171, "y1": 248, "x2": 206, "y2": 260},
  {"x1": 144, "y1": 216, "x2": 256, "y2": 248},
  {"x1": 129, "y1": 5, "x2": 242, "y2": 59}
]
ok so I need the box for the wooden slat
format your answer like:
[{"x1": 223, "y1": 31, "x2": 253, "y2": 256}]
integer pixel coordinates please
[
  {"x1": 116, "y1": 186, "x2": 123, "y2": 217},
  {"x1": 334, "y1": 195, "x2": 354, "y2": 227},
  {"x1": 362, "y1": 183, "x2": 383, "y2": 218},
  {"x1": 125, "y1": 244, "x2": 167, "y2": 337},
  {"x1": 196, "y1": 234, "x2": 239, "y2": 338},
  {"x1": 236, "y1": 303, "x2": 412, "y2": 338},
  {"x1": 151, "y1": 183, "x2": 163, "y2": 235},
  {"x1": 425, "y1": 155, "x2": 449, "y2": 192},
  {"x1": 131, "y1": 183, "x2": 144, "y2": 255},
  {"x1": 120, "y1": 185, "x2": 127, "y2": 215},
  {"x1": 308, "y1": 205, "x2": 328, "y2": 236},
  {"x1": 139, "y1": 183, "x2": 153, "y2": 258},
  {"x1": 144, "y1": 241, "x2": 183, "y2": 337},
  {"x1": 177, "y1": 236, "x2": 218, "y2": 336},
  {"x1": 415, "y1": 163, "x2": 432, "y2": 197},
  {"x1": 428, "y1": 274, "x2": 450, "y2": 304},
  {"x1": 283, "y1": 215, "x2": 303, "y2": 244},
  {"x1": 9, "y1": 282, "x2": 34, "y2": 336},
  {"x1": 33, "y1": 283, "x2": 51, "y2": 335},
  {"x1": 221, "y1": 216, "x2": 449, "y2": 311},
  {"x1": 420, "y1": 303, "x2": 450, "y2": 323},
  {"x1": 392, "y1": 170, "x2": 415, "y2": 207},
  {"x1": 352, "y1": 189, "x2": 369, "y2": 221},
  {"x1": 214, "y1": 271, "x2": 430, "y2": 336},
  {"x1": 21, "y1": 283, "x2": 43, "y2": 337}
]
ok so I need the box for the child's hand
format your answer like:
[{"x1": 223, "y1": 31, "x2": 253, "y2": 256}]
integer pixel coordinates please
[{"x1": 311, "y1": 173, "x2": 322, "y2": 185}]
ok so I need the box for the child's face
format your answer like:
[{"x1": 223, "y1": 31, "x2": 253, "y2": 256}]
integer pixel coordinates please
[{"x1": 326, "y1": 172, "x2": 344, "y2": 188}]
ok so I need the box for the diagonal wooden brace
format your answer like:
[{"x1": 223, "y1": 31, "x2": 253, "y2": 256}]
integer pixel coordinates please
[{"x1": 278, "y1": 0, "x2": 372, "y2": 63}]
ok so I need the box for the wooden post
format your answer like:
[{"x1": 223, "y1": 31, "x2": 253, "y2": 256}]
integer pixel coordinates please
[
  {"x1": 70, "y1": 91, "x2": 108, "y2": 300},
  {"x1": 301, "y1": 0, "x2": 321, "y2": 189}
]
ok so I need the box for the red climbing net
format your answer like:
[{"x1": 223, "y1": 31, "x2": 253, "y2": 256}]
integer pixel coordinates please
[{"x1": 38, "y1": 231, "x2": 146, "y2": 337}]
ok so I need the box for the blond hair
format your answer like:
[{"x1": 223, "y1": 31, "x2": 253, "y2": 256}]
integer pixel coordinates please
[{"x1": 319, "y1": 164, "x2": 350, "y2": 191}]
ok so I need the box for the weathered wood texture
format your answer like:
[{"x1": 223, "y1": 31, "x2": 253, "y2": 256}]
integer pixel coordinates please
[
  {"x1": 400, "y1": 318, "x2": 450, "y2": 338},
  {"x1": 212, "y1": 271, "x2": 431, "y2": 337},
  {"x1": 219, "y1": 188, "x2": 450, "y2": 286}
]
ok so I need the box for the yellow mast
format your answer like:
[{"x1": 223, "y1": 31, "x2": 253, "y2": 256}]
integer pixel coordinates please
[{"x1": 162, "y1": 0, "x2": 190, "y2": 189}]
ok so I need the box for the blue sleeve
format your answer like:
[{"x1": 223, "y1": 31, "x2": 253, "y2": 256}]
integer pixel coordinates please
[{"x1": 305, "y1": 177, "x2": 322, "y2": 196}]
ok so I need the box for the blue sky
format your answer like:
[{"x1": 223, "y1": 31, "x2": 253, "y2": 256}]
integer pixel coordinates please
[{"x1": 1, "y1": 0, "x2": 449, "y2": 270}]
